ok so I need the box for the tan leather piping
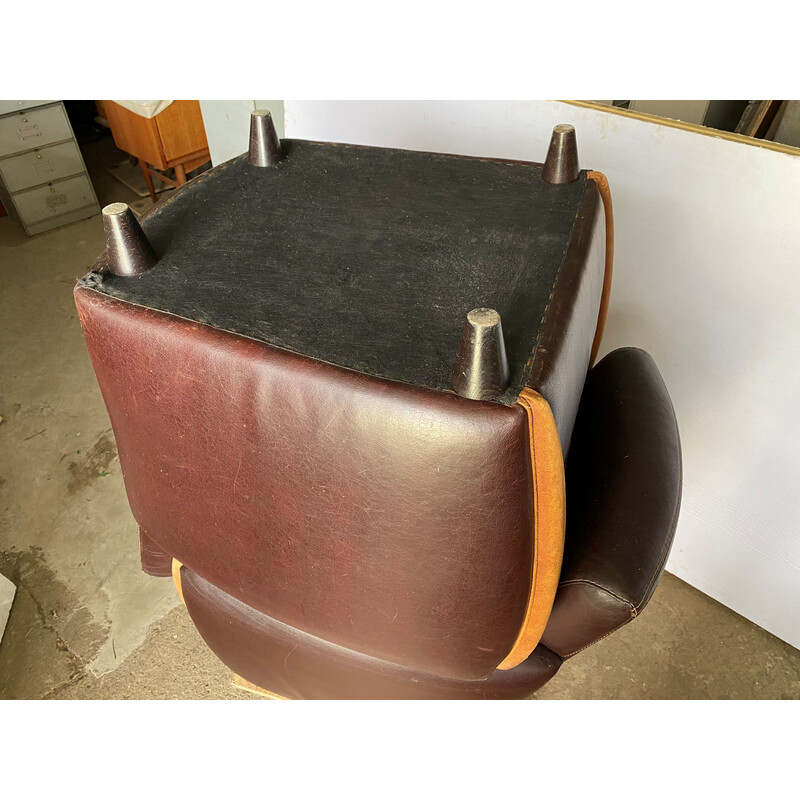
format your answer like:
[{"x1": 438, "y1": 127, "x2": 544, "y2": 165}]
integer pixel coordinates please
[
  {"x1": 497, "y1": 389, "x2": 566, "y2": 670},
  {"x1": 587, "y1": 170, "x2": 614, "y2": 367},
  {"x1": 172, "y1": 558, "x2": 185, "y2": 605}
]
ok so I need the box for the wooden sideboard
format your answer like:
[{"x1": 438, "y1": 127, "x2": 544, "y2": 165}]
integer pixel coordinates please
[{"x1": 103, "y1": 100, "x2": 210, "y2": 202}]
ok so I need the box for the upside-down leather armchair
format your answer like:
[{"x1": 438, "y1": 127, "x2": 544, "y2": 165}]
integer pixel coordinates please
[{"x1": 75, "y1": 114, "x2": 682, "y2": 699}]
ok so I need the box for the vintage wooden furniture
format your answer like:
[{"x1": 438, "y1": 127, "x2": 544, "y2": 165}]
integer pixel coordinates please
[
  {"x1": 0, "y1": 100, "x2": 99, "y2": 236},
  {"x1": 75, "y1": 113, "x2": 682, "y2": 699},
  {"x1": 103, "y1": 100, "x2": 210, "y2": 203}
]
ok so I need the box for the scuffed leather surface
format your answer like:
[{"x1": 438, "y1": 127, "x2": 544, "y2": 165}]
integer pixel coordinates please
[
  {"x1": 139, "y1": 527, "x2": 172, "y2": 577},
  {"x1": 75, "y1": 287, "x2": 534, "y2": 681},
  {"x1": 181, "y1": 566, "x2": 562, "y2": 700},
  {"x1": 525, "y1": 180, "x2": 606, "y2": 454},
  {"x1": 541, "y1": 348, "x2": 682, "y2": 657}
]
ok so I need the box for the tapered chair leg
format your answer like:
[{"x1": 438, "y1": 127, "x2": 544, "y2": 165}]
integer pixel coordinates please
[
  {"x1": 450, "y1": 308, "x2": 510, "y2": 400},
  {"x1": 102, "y1": 202, "x2": 158, "y2": 276},
  {"x1": 249, "y1": 109, "x2": 283, "y2": 167},
  {"x1": 542, "y1": 124, "x2": 580, "y2": 184}
]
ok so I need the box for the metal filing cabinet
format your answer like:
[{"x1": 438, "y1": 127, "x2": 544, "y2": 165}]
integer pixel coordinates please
[{"x1": 0, "y1": 101, "x2": 99, "y2": 235}]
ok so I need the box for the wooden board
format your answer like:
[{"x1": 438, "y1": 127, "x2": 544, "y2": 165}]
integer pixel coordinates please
[
  {"x1": 569, "y1": 100, "x2": 799, "y2": 156},
  {"x1": 232, "y1": 674, "x2": 288, "y2": 700}
]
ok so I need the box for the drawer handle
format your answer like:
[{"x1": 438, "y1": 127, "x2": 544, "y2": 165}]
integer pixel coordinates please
[
  {"x1": 46, "y1": 192, "x2": 68, "y2": 209},
  {"x1": 18, "y1": 125, "x2": 41, "y2": 141},
  {"x1": 34, "y1": 159, "x2": 54, "y2": 176}
]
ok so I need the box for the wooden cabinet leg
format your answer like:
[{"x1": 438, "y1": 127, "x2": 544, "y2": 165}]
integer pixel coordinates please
[
  {"x1": 174, "y1": 162, "x2": 187, "y2": 185},
  {"x1": 139, "y1": 159, "x2": 158, "y2": 203}
]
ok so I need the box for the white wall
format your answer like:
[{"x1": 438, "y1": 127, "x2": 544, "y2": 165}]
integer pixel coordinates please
[{"x1": 284, "y1": 100, "x2": 800, "y2": 651}]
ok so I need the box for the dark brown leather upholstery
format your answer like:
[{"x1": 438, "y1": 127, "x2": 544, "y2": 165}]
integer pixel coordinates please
[
  {"x1": 75, "y1": 287, "x2": 535, "y2": 681},
  {"x1": 525, "y1": 179, "x2": 606, "y2": 455},
  {"x1": 180, "y1": 565, "x2": 562, "y2": 700},
  {"x1": 541, "y1": 348, "x2": 682, "y2": 657}
]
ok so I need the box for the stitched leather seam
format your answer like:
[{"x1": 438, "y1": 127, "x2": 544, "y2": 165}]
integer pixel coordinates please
[
  {"x1": 558, "y1": 491, "x2": 680, "y2": 623},
  {"x1": 560, "y1": 613, "x2": 635, "y2": 659},
  {"x1": 76, "y1": 285, "x2": 456, "y2": 397},
  {"x1": 523, "y1": 179, "x2": 588, "y2": 388},
  {"x1": 558, "y1": 578, "x2": 637, "y2": 612},
  {"x1": 550, "y1": 580, "x2": 636, "y2": 658}
]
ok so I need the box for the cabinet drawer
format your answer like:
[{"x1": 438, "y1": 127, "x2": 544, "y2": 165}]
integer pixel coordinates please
[
  {"x1": 0, "y1": 100, "x2": 58, "y2": 115},
  {"x1": 0, "y1": 104, "x2": 72, "y2": 156},
  {"x1": 12, "y1": 174, "x2": 96, "y2": 225},
  {"x1": 0, "y1": 140, "x2": 85, "y2": 192}
]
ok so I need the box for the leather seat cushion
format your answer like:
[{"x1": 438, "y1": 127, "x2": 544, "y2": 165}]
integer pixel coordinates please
[{"x1": 180, "y1": 565, "x2": 563, "y2": 700}]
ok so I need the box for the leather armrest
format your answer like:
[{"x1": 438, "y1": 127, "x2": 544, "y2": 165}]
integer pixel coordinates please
[{"x1": 540, "y1": 348, "x2": 682, "y2": 658}]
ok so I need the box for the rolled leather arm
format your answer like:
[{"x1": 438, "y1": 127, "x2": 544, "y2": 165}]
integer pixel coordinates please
[{"x1": 540, "y1": 347, "x2": 682, "y2": 658}]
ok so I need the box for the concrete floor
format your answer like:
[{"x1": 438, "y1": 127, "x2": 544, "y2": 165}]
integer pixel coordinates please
[{"x1": 1, "y1": 138, "x2": 799, "y2": 700}]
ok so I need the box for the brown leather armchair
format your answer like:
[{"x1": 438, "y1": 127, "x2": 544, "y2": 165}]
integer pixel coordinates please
[{"x1": 75, "y1": 114, "x2": 681, "y2": 699}]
